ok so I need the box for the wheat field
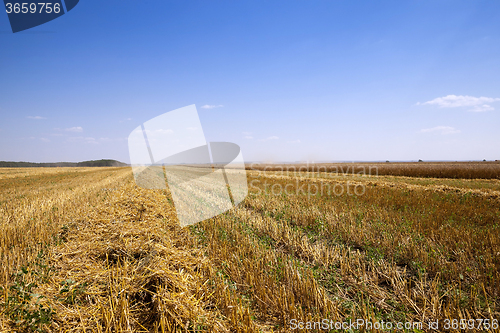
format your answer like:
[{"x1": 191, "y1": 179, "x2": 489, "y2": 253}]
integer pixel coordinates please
[{"x1": 0, "y1": 165, "x2": 498, "y2": 332}]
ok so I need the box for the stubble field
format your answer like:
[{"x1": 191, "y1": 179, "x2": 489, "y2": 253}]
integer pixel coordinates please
[{"x1": 0, "y1": 163, "x2": 499, "y2": 332}]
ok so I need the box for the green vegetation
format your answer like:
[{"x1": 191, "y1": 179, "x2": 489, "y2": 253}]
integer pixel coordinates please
[{"x1": 1, "y1": 251, "x2": 54, "y2": 332}]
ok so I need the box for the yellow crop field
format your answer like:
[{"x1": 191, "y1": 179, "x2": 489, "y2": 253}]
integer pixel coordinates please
[{"x1": 0, "y1": 165, "x2": 499, "y2": 332}]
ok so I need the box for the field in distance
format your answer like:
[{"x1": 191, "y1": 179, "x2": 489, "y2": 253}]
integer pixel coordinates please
[
  {"x1": 0, "y1": 163, "x2": 498, "y2": 332},
  {"x1": 248, "y1": 161, "x2": 500, "y2": 179}
]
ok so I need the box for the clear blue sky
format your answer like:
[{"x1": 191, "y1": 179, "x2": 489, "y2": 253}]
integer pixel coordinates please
[{"x1": 1, "y1": 0, "x2": 499, "y2": 163}]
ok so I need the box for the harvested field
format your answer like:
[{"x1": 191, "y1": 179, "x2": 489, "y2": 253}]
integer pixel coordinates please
[{"x1": 0, "y1": 165, "x2": 499, "y2": 332}]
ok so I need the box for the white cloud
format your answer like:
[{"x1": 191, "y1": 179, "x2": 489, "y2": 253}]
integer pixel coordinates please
[
  {"x1": 201, "y1": 104, "x2": 224, "y2": 109},
  {"x1": 420, "y1": 126, "x2": 460, "y2": 135},
  {"x1": 469, "y1": 104, "x2": 495, "y2": 112},
  {"x1": 244, "y1": 136, "x2": 254, "y2": 139},
  {"x1": 67, "y1": 136, "x2": 98, "y2": 144},
  {"x1": 242, "y1": 131, "x2": 252, "y2": 136},
  {"x1": 40, "y1": 138, "x2": 50, "y2": 142},
  {"x1": 65, "y1": 126, "x2": 83, "y2": 133},
  {"x1": 260, "y1": 136, "x2": 279, "y2": 141},
  {"x1": 26, "y1": 116, "x2": 46, "y2": 120},
  {"x1": 288, "y1": 139, "x2": 301, "y2": 143},
  {"x1": 419, "y1": 95, "x2": 500, "y2": 112}
]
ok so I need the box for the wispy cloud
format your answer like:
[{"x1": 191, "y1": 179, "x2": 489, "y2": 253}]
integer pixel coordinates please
[
  {"x1": 65, "y1": 126, "x2": 83, "y2": 133},
  {"x1": 68, "y1": 136, "x2": 98, "y2": 144},
  {"x1": 287, "y1": 139, "x2": 301, "y2": 143},
  {"x1": 244, "y1": 136, "x2": 254, "y2": 139},
  {"x1": 418, "y1": 95, "x2": 500, "y2": 112},
  {"x1": 26, "y1": 116, "x2": 46, "y2": 120},
  {"x1": 469, "y1": 104, "x2": 495, "y2": 112},
  {"x1": 40, "y1": 138, "x2": 50, "y2": 142},
  {"x1": 420, "y1": 126, "x2": 460, "y2": 135},
  {"x1": 201, "y1": 104, "x2": 224, "y2": 109},
  {"x1": 260, "y1": 136, "x2": 279, "y2": 141}
]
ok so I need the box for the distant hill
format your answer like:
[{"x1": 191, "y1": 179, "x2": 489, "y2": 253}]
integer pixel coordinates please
[{"x1": 0, "y1": 159, "x2": 129, "y2": 168}]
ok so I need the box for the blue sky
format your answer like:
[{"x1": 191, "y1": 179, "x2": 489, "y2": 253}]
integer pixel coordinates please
[{"x1": 1, "y1": 0, "x2": 499, "y2": 163}]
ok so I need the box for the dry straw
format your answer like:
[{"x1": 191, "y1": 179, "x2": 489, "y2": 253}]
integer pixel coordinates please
[{"x1": 0, "y1": 165, "x2": 499, "y2": 332}]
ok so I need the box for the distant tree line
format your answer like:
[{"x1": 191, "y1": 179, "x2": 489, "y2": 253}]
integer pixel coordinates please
[{"x1": 0, "y1": 159, "x2": 128, "y2": 168}]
